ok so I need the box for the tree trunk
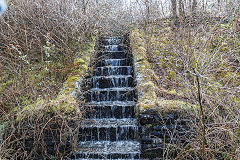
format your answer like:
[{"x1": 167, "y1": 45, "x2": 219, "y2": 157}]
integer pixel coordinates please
[
  {"x1": 192, "y1": 0, "x2": 197, "y2": 25},
  {"x1": 171, "y1": 0, "x2": 177, "y2": 20},
  {"x1": 171, "y1": 0, "x2": 178, "y2": 30},
  {"x1": 145, "y1": 0, "x2": 151, "y2": 28},
  {"x1": 178, "y1": 0, "x2": 185, "y2": 24}
]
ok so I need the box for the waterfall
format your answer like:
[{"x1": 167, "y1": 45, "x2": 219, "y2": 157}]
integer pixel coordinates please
[{"x1": 72, "y1": 37, "x2": 140, "y2": 159}]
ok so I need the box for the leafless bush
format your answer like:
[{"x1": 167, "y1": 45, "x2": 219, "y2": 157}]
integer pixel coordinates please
[
  {"x1": 136, "y1": 19, "x2": 240, "y2": 159},
  {"x1": 128, "y1": 0, "x2": 240, "y2": 158},
  {"x1": 0, "y1": 108, "x2": 83, "y2": 159},
  {"x1": 1, "y1": 0, "x2": 239, "y2": 159},
  {"x1": 0, "y1": 0, "x2": 95, "y2": 62},
  {"x1": 0, "y1": 0, "x2": 98, "y2": 113}
]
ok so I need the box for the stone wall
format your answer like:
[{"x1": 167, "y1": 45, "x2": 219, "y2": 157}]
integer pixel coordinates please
[{"x1": 139, "y1": 109, "x2": 190, "y2": 159}]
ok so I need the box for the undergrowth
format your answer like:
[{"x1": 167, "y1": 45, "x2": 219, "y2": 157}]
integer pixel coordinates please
[{"x1": 131, "y1": 19, "x2": 240, "y2": 159}]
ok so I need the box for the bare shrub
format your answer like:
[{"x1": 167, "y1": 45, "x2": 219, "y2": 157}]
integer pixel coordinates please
[
  {"x1": 0, "y1": 108, "x2": 83, "y2": 159},
  {"x1": 0, "y1": 0, "x2": 97, "y2": 112}
]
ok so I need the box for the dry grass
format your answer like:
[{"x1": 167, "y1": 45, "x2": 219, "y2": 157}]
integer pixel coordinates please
[
  {"x1": 1, "y1": 0, "x2": 240, "y2": 159},
  {"x1": 0, "y1": 108, "x2": 83, "y2": 159},
  {"x1": 132, "y1": 20, "x2": 240, "y2": 159}
]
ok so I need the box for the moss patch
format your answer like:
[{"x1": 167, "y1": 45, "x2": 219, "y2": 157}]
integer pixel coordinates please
[{"x1": 156, "y1": 99, "x2": 197, "y2": 112}]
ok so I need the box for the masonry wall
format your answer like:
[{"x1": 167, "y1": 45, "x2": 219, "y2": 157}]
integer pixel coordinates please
[{"x1": 139, "y1": 109, "x2": 190, "y2": 159}]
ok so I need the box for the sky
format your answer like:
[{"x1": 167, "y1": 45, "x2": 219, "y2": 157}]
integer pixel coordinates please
[{"x1": 0, "y1": 0, "x2": 7, "y2": 15}]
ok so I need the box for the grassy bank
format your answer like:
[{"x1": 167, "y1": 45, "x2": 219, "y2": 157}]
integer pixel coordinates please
[{"x1": 130, "y1": 20, "x2": 240, "y2": 159}]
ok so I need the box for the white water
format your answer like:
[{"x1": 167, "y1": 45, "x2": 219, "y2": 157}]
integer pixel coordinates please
[{"x1": 74, "y1": 37, "x2": 140, "y2": 159}]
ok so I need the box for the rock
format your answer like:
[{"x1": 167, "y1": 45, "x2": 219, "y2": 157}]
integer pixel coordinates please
[
  {"x1": 139, "y1": 114, "x2": 156, "y2": 125},
  {"x1": 141, "y1": 138, "x2": 154, "y2": 144},
  {"x1": 151, "y1": 131, "x2": 170, "y2": 139}
]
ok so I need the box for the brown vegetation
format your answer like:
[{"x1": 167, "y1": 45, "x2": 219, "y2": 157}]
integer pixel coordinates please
[{"x1": 1, "y1": 0, "x2": 240, "y2": 159}]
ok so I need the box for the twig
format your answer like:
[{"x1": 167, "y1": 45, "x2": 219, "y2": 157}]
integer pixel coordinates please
[{"x1": 195, "y1": 70, "x2": 206, "y2": 160}]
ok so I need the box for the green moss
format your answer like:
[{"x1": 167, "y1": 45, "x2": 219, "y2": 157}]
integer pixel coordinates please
[
  {"x1": 74, "y1": 58, "x2": 85, "y2": 64},
  {"x1": 156, "y1": 100, "x2": 196, "y2": 112},
  {"x1": 17, "y1": 94, "x2": 78, "y2": 121},
  {"x1": 49, "y1": 94, "x2": 77, "y2": 112},
  {"x1": 65, "y1": 76, "x2": 79, "y2": 88}
]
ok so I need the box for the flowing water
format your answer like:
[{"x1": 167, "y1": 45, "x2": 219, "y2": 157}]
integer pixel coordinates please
[{"x1": 72, "y1": 37, "x2": 140, "y2": 159}]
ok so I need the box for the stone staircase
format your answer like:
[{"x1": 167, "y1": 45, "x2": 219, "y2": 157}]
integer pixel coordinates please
[{"x1": 71, "y1": 37, "x2": 140, "y2": 159}]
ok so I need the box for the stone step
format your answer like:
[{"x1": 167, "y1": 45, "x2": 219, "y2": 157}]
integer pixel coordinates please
[
  {"x1": 80, "y1": 118, "x2": 138, "y2": 127},
  {"x1": 97, "y1": 51, "x2": 129, "y2": 59},
  {"x1": 84, "y1": 105, "x2": 135, "y2": 119},
  {"x1": 95, "y1": 58, "x2": 132, "y2": 67},
  {"x1": 89, "y1": 87, "x2": 134, "y2": 91},
  {"x1": 87, "y1": 101, "x2": 136, "y2": 106},
  {"x1": 140, "y1": 113, "x2": 190, "y2": 126},
  {"x1": 79, "y1": 118, "x2": 138, "y2": 141},
  {"x1": 76, "y1": 141, "x2": 140, "y2": 154},
  {"x1": 77, "y1": 36, "x2": 140, "y2": 159},
  {"x1": 78, "y1": 125, "x2": 138, "y2": 141},
  {"x1": 88, "y1": 75, "x2": 134, "y2": 89},
  {"x1": 87, "y1": 89, "x2": 137, "y2": 102},
  {"x1": 71, "y1": 152, "x2": 140, "y2": 159},
  {"x1": 99, "y1": 45, "x2": 125, "y2": 52},
  {"x1": 88, "y1": 75, "x2": 134, "y2": 88},
  {"x1": 93, "y1": 66, "x2": 133, "y2": 76},
  {"x1": 101, "y1": 38, "x2": 122, "y2": 45}
]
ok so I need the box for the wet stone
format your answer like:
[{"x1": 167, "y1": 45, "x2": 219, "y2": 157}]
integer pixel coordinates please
[
  {"x1": 99, "y1": 127, "x2": 107, "y2": 141},
  {"x1": 141, "y1": 138, "x2": 153, "y2": 144},
  {"x1": 102, "y1": 45, "x2": 124, "y2": 52},
  {"x1": 112, "y1": 106, "x2": 123, "y2": 118},
  {"x1": 128, "y1": 127, "x2": 135, "y2": 140},
  {"x1": 97, "y1": 51, "x2": 127, "y2": 59},
  {"x1": 91, "y1": 127, "x2": 98, "y2": 141},
  {"x1": 76, "y1": 37, "x2": 140, "y2": 159},
  {"x1": 84, "y1": 105, "x2": 136, "y2": 119},
  {"x1": 95, "y1": 59, "x2": 132, "y2": 67},
  {"x1": 110, "y1": 127, "x2": 117, "y2": 141},
  {"x1": 101, "y1": 106, "x2": 112, "y2": 118},
  {"x1": 78, "y1": 126, "x2": 137, "y2": 142},
  {"x1": 101, "y1": 38, "x2": 122, "y2": 45},
  {"x1": 139, "y1": 114, "x2": 156, "y2": 125},
  {"x1": 85, "y1": 128, "x2": 92, "y2": 141},
  {"x1": 125, "y1": 106, "x2": 135, "y2": 118},
  {"x1": 118, "y1": 126, "x2": 127, "y2": 140},
  {"x1": 134, "y1": 153, "x2": 140, "y2": 159},
  {"x1": 89, "y1": 90, "x2": 135, "y2": 102},
  {"x1": 110, "y1": 153, "x2": 121, "y2": 159},
  {"x1": 93, "y1": 66, "x2": 133, "y2": 76}
]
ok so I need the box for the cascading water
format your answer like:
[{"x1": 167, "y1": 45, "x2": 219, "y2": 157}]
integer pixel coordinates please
[{"x1": 72, "y1": 37, "x2": 140, "y2": 159}]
